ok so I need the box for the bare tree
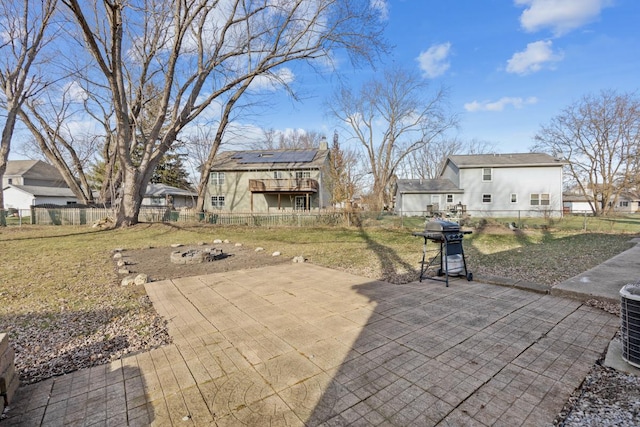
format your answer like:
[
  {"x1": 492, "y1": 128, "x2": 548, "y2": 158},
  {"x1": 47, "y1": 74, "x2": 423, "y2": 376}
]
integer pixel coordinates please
[
  {"x1": 532, "y1": 90, "x2": 640, "y2": 216},
  {"x1": 325, "y1": 130, "x2": 360, "y2": 206},
  {"x1": 17, "y1": 83, "x2": 98, "y2": 204},
  {"x1": 327, "y1": 67, "x2": 458, "y2": 210},
  {"x1": 398, "y1": 137, "x2": 496, "y2": 179},
  {"x1": 0, "y1": 0, "x2": 57, "y2": 224},
  {"x1": 254, "y1": 128, "x2": 324, "y2": 150},
  {"x1": 60, "y1": 0, "x2": 385, "y2": 226}
]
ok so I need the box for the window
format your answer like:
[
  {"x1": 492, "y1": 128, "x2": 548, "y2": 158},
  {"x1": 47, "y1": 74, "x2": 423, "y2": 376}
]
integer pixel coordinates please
[
  {"x1": 446, "y1": 194, "x2": 453, "y2": 203},
  {"x1": 482, "y1": 194, "x2": 492, "y2": 203},
  {"x1": 295, "y1": 196, "x2": 307, "y2": 210},
  {"x1": 211, "y1": 196, "x2": 225, "y2": 209},
  {"x1": 209, "y1": 172, "x2": 225, "y2": 186},
  {"x1": 620, "y1": 201, "x2": 629, "y2": 207},
  {"x1": 530, "y1": 193, "x2": 550, "y2": 206},
  {"x1": 482, "y1": 168, "x2": 492, "y2": 182},
  {"x1": 274, "y1": 171, "x2": 285, "y2": 179},
  {"x1": 7, "y1": 178, "x2": 12, "y2": 184},
  {"x1": 510, "y1": 193, "x2": 518, "y2": 203},
  {"x1": 296, "y1": 171, "x2": 311, "y2": 179},
  {"x1": 150, "y1": 197, "x2": 163, "y2": 205}
]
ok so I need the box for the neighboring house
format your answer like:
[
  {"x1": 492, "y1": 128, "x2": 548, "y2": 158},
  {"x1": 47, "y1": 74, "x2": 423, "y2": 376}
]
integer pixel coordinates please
[
  {"x1": 394, "y1": 178, "x2": 464, "y2": 216},
  {"x1": 3, "y1": 185, "x2": 79, "y2": 211},
  {"x1": 205, "y1": 146, "x2": 331, "y2": 212},
  {"x1": 3, "y1": 160, "x2": 198, "y2": 211},
  {"x1": 2, "y1": 160, "x2": 67, "y2": 188},
  {"x1": 612, "y1": 191, "x2": 640, "y2": 214},
  {"x1": 563, "y1": 193, "x2": 596, "y2": 214},
  {"x1": 2, "y1": 160, "x2": 73, "y2": 210},
  {"x1": 395, "y1": 153, "x2": 566, "y2": 217},
  {"x1": 143, "y1": 183, "x2": 197, "y2": 209}
]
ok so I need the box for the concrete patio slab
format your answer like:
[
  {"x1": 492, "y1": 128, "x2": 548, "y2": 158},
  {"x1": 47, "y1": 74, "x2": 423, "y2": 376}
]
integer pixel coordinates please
[{"x1": 4, "y1": 264, "x2": 619, "y2": 426}]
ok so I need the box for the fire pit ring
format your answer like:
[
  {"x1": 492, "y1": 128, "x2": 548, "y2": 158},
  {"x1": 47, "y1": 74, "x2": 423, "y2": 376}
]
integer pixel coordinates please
[{"x1": 170, "y1": 248, "x2": 224, "y2": 265}]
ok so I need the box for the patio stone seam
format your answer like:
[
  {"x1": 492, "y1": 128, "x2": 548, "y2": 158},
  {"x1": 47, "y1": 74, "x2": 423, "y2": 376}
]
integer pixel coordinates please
[
  {"x1": 172, "y1": 343, "x2": 219, "y2": 421},
  {"x1": 28, "y1": 381, "x2": 54, "y2": 426}
]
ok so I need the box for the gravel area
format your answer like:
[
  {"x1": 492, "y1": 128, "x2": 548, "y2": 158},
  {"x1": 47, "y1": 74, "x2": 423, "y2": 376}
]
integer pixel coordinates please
[
  {"x1": 551, "y1": 298, "x2": 640, "y2": 426},
  {"x1": 8, "y1": 295, "x2": 170, "y2": 385},
  {"x1": 555, "y1": 354, "x2": 640, "y2": 426}
]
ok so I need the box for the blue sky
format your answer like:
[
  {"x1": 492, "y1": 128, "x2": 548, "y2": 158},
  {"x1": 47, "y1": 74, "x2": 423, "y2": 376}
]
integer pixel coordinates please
[{"x1": 255, "y1": 0, "x2": 640, "y2": 153}]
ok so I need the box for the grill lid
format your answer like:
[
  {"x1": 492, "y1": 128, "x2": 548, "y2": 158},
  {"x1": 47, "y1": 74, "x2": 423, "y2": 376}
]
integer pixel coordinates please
[{"x1": 424, "y1": 219, "x2": 460, "y2": 233}]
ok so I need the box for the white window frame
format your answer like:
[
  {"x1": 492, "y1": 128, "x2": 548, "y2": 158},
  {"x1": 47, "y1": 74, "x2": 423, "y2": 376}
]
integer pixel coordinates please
[
  {"x1": 273, "y1": 170, "x2": 285, "y2": 179},
  {"x1": 510, "y1": 193, "x2": 518, "y2": 204},
  {"x1": 530, "y1": 193, "x2": 550, "y2": 206},
  {"x1": 482, "y1": 168, "x2": 492, "y2": 182},
  {"x1": 295, "y1": 170, "x2": 311, "y2": 179},
  {"x1": 620, "y1": 200, "x2": 629, "y2": 207},
  {"x1": 150, "y1": 197, "x2": 163, "y2": 206},
  {"x1": 211, "y1": 195, "x2": 225, "y2": 209},
  {"x1": 482, "y1": 194, "x2": 492, "y2": 204},
  {"x1": 209, "y1": 172, "x2": 225, "y2": 186},
  {"x1": 446, "y1": 194, "x2": 453, "y2": 203},
  {"x1": 294, "y1": 195, "x2": 307, "y2": 210}
]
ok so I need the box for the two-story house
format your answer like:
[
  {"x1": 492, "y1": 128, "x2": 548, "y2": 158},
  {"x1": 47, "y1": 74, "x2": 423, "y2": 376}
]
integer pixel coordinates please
[
  {"x1": 395, "y1": 153, "x2": 566, "y2": 217},
  {"x1": 206, "y1": 146, "x2": 331, "y2": 212},
  {"x1": 2, "y1": 160, "x2": 78, "y2": 211}
]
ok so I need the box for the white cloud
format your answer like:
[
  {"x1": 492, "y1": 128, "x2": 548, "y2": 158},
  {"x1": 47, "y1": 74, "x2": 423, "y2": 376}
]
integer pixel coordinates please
[
  {"x1": 63, "y1": 81, "x2": 89, "y2": 102},
  {"x1": 506, "y1": 40, "x2": 563, "y2": 75},
  {"x1": 249, "y1": 68, "x2": 295, "y2": 92},
  {"x1": 515, "y1": 0, "x2": 610, "y2": 36},
  {"x1": 370, "y1": 0, "x2": 390, "y2": 21},
  {"x1": 464, "y1": 96, "x2": 538, "y2": 112},
  {"x1": 416, "y1": 42, "x2": 452, "y2": 78}
]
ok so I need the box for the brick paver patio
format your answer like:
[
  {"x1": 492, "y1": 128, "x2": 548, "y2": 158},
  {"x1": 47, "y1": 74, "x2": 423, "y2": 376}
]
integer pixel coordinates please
[{"x1": 4, "y1": 263, "x2": 618, "y2": 426}]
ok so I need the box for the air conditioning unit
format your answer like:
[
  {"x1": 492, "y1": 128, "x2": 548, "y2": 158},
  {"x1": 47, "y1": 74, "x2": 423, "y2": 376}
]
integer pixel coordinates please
[{"x1": 620, "y1": 283, "x2": 640, "y2": 368}]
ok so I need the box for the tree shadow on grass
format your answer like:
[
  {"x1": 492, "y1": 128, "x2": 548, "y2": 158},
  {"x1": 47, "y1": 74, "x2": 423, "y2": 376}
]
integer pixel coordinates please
[{"x1": 356, "y1": 225, "x2": 420, "y2": 283}]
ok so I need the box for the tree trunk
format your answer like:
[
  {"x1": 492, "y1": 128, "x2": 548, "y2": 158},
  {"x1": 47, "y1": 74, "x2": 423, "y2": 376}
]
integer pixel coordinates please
[
  {"x1": 116, "y1": 167, "x2": 145, "y2": 227},
  {"x1": 0, "y1": 105, "x2": 19, "y2": 226}
]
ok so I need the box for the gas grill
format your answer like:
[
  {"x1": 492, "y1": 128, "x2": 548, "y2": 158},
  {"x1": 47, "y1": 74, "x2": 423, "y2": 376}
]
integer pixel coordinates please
[{"x1": 412, "y1": 219, "x2": 473, "y2": 286}]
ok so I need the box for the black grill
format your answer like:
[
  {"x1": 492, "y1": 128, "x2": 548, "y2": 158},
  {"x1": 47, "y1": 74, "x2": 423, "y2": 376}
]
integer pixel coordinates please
[{"x1": 412, "y1": 219, "x2": 472, "y2": 286}]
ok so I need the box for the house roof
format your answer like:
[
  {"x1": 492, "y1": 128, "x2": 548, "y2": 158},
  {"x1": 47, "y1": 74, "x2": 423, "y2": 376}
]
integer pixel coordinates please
[
  {"x1": 445, "y1": 153, "x2": 564, "y2": 168},
  {"x1": 619, "y1": 191, "x2": 640, "y2": 201},
  {"x1": 4, "y1": 184, "x2": 77, "y2": 198},
  {"x1": 4, "y1": 160, "x2": 65, "y2": 182},
  {"x1": 562, "y1": 193, "x2": 593, "y2": 203},
  {"x1": 145, "y1": 183, "x2": 196, "y2": 197},
  {"x1": 210, "y1": 149, "x2": 330, "y2": 171},
  {"x1": 395, "y1": 179, "x2": 462, "y2": 194}
]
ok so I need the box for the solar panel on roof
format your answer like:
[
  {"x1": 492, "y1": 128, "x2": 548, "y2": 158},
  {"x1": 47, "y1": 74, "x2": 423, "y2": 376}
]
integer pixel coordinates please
[{"x1": 236, "y1": 150, "x2": 317, "y2": 164}]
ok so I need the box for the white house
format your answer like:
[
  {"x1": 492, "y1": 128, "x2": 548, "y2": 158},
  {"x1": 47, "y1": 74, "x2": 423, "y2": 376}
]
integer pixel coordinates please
[
  {"x1": 3, "y1": 160, "x2": 198, "y2": 212},
  {"x1": 2, "y1": 160, "x2": 74, "y2": 211},
  {"x1": 395, "y1": 153, "x2": 566, "y2": 217},
  {"x1": 3, "y1": 185, "x2": 79, "y2": 211},
  {"x1": 563, "y1": 193, "x2": 595, "y2": 214},
  {"x1": 394, "y1": 178, "x2": 464, "y2": 216},
  {"x1": 612, "y1": 191, "x2": 640, "y2": 214},
  {"x1": 143, "y1": 183, "x2": 197, "y2": 208}
]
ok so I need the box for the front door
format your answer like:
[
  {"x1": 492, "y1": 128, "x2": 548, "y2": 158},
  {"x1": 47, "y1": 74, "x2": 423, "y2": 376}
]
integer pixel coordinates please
[{"x1": 295, "y1": 195, "x2": 307, "y2": 210}]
